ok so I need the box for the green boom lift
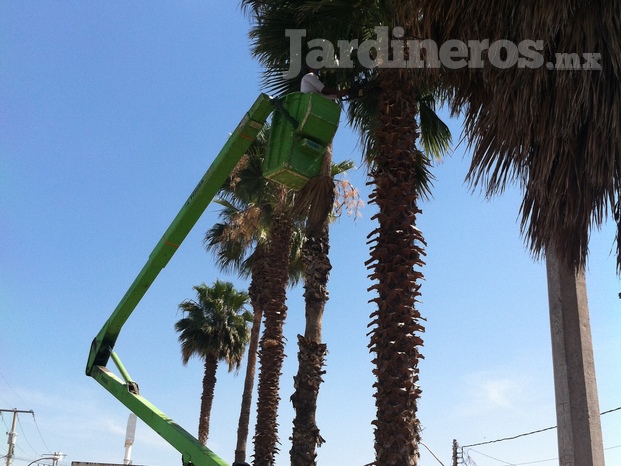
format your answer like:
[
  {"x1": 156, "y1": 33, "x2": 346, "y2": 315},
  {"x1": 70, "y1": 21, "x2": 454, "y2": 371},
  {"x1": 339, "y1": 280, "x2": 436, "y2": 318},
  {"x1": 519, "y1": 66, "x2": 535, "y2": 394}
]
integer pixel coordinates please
[{"x1": 85, "y1": 92, "x2": 340, "y2": 466}]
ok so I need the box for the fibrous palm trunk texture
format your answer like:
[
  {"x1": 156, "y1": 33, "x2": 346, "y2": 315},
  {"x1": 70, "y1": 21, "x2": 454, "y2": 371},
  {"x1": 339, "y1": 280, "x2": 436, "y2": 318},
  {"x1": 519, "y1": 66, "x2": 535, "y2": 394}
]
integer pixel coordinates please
[
  {"x1": 290, "y1": 224, "x2": 331, "y2": 466},
  {"x1": 234, "y1": 245, "x2": 268, "y2": 466},
  {"x1": 253, "y1": 198, "x2": 293, "y2": 466},
  {"x1": 199, "y1": 355, "x2": 218, "y2": 445},
  {"x1": 366, "y1": 68, "x2": 427, "y2": 466}
]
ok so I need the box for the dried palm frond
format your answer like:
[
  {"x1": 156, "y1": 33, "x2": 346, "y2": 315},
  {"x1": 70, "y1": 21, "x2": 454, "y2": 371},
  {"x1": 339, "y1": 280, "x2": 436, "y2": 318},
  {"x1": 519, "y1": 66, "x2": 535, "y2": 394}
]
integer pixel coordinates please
[
  {"x1": 420, "y1": 0, "x2": 621, "y2": 270},
  {"x1": 292, "y1": 174, "x2": 336, "y2": 236},
  {"x1": 334, "y1": 178, "x2": 364, "y2": 219}
]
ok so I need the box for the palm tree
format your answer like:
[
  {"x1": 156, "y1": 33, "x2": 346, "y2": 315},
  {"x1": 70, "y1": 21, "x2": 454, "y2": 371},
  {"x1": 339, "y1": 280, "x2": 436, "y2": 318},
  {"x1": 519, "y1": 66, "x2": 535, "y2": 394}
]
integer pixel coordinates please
[
  {"x1": 251, "y1": 184, "x2": 295, "y2": 466},
  {"x1": 419, "y1": 1, "x2": 621, "y2": 271},
  {"x1": 289, "y1": 153, "x2": 358, "y2": 466},
  {"x1": 242, "y1": 2, "x2": 450, "y2": 464},
  {"x1": 418, "y1": 2, "x2": 620, "y2": 464},
  {"x1": 209, "y1": 105, "x2": 357, "y2": 464},
  {"x1": 210, "y1": 145, "x2": 357, "y2": 466},
  {"x1": 205, "y1": 197, "x2": 271, "y2": 466},
  {"x1": 205, "y1": 133, "x2": 303, "y2": 466},
  {"x1": 175, "y1": 280, "x2": 252, "y2": 445}
]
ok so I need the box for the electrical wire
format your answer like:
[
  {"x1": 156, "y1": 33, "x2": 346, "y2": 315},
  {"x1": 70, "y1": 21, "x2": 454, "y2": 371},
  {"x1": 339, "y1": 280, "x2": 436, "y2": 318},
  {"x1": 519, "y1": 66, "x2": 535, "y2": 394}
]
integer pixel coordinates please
[
  {"x1": 467, "y1": 448, "x2": 557, "y2": 466},
  {"x1": 465, "y1": 445, "x2": 621, "y2": 466},
  {"x1": 0, "y1": 409, "x2": 52, "y2": 459},
  {"x1": 420, "y1": 441, "x2": 446, "y2": 465},
  {"x1": 462, "y1": 405, "x2": 621, "y2": 448},
  {"x1": 17, "y1": 414, "x2": 40, "y2": 456},
  {"x1": 600, "y1": 406, "x2": 621, "y2": 416},
  {"x1": 467, "y1": 448, "x2": 515, "y2": 465},
  {"x1": 0, "y1": 412, "x2": 10, "y2": 431},
  {"x1": 510, "y1": 458, "x2": 558, "y2": 465},
  {"x1": 0, "y1": 389, "x2": 12, "y2": 406},
  {"x1": 31, "y1": 412, "x2": 53, "y2": 453},
  {"x1": 463, "y1": 425, "x2": 556, "y2": 448},
  {"x1": 458, "y1": 407, "x2": 621, "y2": 466},
  {"x1": 14, "y1": 442, "x2": 32, "y2": 458},
  {"x1": 0, "y1": 371, "x2": 27, "y2": 406},
  {"x1": 461, "y1": 449, "x2": 478, "y2": 466}
]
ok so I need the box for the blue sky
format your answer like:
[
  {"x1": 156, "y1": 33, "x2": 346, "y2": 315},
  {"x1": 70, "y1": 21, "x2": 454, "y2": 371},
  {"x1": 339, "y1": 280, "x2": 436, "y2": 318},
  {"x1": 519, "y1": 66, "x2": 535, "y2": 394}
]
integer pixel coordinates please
[{"x1": 1, "y1": 2, "x2": 620, "y2": 466}]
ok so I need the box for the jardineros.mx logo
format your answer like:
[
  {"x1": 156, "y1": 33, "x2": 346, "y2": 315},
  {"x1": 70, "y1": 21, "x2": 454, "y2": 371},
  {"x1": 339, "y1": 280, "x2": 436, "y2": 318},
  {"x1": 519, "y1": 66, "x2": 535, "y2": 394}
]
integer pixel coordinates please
[{"x1": 283, "y1": 27, "x2": 602, "y2": 79}]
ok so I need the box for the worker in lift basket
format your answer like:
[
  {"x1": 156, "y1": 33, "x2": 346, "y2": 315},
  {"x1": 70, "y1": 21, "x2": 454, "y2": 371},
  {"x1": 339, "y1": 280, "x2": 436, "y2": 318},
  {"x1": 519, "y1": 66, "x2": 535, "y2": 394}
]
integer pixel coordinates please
[{"x1": 300, "y1": 65, "x2": 349, "y2": 99}]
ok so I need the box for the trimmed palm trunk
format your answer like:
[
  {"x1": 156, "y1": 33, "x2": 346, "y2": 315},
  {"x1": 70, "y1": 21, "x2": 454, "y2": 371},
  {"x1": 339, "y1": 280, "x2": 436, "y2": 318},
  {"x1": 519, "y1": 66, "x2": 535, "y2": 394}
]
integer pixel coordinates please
[
  {"x1": 199, "y1": 354, "x2": 219, "y2": 445},
  {"x1": 253, "y1": 195, "x2": 293, "y2": 466},
  {"x1": 234, "y1": 245, "x2": 268, "y2": 466},
  {"x1": 290, "y1": 145, "x2": 334, "y2": 466},
  {"x1": 290, "y1": 224, "x2": 330, "y2": 466},
  {"x1": 366, "y1": 68, "x2": 426, "y2": 466}
]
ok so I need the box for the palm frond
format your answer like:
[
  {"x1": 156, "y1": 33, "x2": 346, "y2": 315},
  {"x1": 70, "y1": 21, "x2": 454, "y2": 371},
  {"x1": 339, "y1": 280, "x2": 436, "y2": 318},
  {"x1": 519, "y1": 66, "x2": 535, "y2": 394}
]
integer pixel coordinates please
[
  {"x1": 175, "y1": 281, "x2": 251, "y2": 371},
  {"x1": 418, "y1": 93, "x2": 452, "y2": 161},
  {"x1": 420, "y1": 0, "x2": 621, "y2": 269},
  {"x1": 331, "y1": 159, "x2": 356, "y2": 177}
]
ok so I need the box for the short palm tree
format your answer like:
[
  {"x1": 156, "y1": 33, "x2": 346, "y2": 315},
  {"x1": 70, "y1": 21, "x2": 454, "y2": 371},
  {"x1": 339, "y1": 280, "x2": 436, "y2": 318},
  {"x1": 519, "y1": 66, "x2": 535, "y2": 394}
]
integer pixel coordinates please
[{"x1": 175, "y1": 280, "x2": 252, "y2": 445}]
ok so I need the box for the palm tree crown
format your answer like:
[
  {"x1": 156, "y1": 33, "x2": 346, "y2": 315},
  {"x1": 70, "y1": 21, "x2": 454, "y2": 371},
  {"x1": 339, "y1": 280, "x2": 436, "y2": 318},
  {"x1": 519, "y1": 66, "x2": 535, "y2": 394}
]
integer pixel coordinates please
[
  {"x1": 420, "y1": 0, "x2": 621, "y2": 270},
  {"x1": 241, "y1": 2, "x2": 451, "y2": 464},
  {"x1": 176, "y1": 280, "x2": 251, "y2": 371},
  {"x1": 175, "y1": 280, "x2": 251, "y2": 445}
]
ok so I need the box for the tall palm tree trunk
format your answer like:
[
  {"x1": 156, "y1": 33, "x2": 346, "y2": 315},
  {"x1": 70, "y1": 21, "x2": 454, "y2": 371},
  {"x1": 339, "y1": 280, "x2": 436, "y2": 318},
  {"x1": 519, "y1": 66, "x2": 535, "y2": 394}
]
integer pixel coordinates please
[
  {"x1": 253, "y1": 194, "x2": 293, "y2": 466},
  {"x1": 234, "y1": 245, "x2": 268, "y2": 466},
  {"x1": 199, "y1": 354, "x2": 219, "y2": 445},
  {"x1": 367, "y1": 68, "x2": 426, "y2": 466},
  {"x1": 290, "y1": 146, "x2": 334, "y2": 466},
  {"x1": 290, "y1": 223, "x2": 330, "y2": 466}
]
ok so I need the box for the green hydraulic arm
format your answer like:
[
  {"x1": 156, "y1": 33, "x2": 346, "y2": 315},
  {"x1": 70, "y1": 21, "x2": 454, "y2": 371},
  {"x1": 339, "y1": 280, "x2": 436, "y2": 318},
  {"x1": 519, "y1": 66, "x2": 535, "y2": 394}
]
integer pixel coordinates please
[
  {"x1": 85, "y1": 91, "x2": 340, "y2": 466},
  {"x1": 85, "y1": 93, "x2": 275, "y2": 466}
]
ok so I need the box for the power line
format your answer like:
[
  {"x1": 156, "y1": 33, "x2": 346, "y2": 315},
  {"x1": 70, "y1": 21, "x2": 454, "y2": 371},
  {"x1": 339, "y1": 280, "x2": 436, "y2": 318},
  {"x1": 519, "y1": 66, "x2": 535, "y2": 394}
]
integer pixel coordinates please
[
  {"x1": 510, "y1": 458, "x2": 557, "y2": 465},
  {"x1": 466, "y1": 446, "x2": 621, "y2": 466},
  {"x1": 0, "y1": 413, "x2": 10, "y2": 431},
  {"x1": 467, "y1": 448, "x2": 556, "y2": 466},
  {"x1": 461, "y1": 448, "x2": 479, "y2": 466},
  {"x1": 600, "y1": 406, "x2": 621, "y2": 416},
  {"x1": 463, "y1": 425, "x2": 556, "y2": 448},
  {"x1": 31, "y1": 413, "x2": 52, "y2": 454},
  {"x1": 467, "y1": 448, "x2": 515, "y2": 465},
  {"x1": 462, "y1": 405, "x2": 621, "y2": 448},
  {"x1": 420, "y1": 441, "x2": 446, "y2": 465},
  {"x1": 456, "y1": 407, "x2": 621, "y2": 466},
  {"x1": 17, "y1": 415, "x2": 39, "y2": 456},
  {"x1": 14, "y1": 442, "x2": 32, "y2": 458},
  {"x1": 1, "y1": 408, "x2": 35, "y2": 466},
  {"x1": 0, "y1": 373, "x2": 27, "y2": 406}
]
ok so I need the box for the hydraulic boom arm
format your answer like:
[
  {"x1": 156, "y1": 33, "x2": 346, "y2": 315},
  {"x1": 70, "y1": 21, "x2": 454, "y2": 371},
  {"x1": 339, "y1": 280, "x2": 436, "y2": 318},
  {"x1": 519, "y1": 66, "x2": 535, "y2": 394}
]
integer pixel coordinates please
[
  {"x1": 86, "y1": 94, "x2": 274, "y2": 466},
  {"x1": 85, "y1": 91, "x2": 340, "y2": 466}
]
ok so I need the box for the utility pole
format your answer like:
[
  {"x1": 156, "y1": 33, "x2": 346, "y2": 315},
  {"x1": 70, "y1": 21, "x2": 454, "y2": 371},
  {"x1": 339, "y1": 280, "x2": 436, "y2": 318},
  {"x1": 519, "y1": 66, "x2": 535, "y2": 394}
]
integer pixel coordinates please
[
  {"x1": 1, "y1": 408, "x2": 35, "y2": 466},
  {"x1": 452, "y1": 439, "x2": 458, "y2": 466},
  {"x1": 546, "y1": 252, "x2": 605, "y2": 466},
  {"x1": 26, "y1": 452, "x2": 64, "y2": 466},
  {"x1": 42, "y1": 452, "x2": 65, "y2": 466}
]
